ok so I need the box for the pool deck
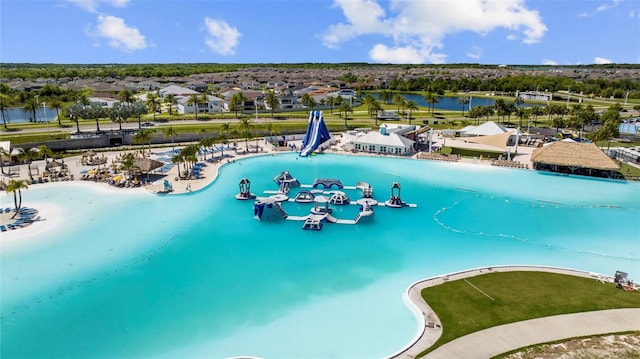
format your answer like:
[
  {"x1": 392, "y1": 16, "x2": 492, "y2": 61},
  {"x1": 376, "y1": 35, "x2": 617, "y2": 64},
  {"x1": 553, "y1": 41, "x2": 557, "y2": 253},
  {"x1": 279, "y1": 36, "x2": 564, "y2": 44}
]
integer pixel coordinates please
[{"x1": 390, "y1": 265, "x2": 640, "y2": 359}]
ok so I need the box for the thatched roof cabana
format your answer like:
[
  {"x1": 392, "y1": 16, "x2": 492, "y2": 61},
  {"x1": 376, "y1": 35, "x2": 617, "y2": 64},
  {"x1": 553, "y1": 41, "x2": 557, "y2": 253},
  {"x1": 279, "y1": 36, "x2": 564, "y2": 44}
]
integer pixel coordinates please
[
  {"x1": 531, "y1": 142, "x2": 620, "y2": 178},
  {"x1": 134, "y1": 158, "x2": 164, "y2": 173}
]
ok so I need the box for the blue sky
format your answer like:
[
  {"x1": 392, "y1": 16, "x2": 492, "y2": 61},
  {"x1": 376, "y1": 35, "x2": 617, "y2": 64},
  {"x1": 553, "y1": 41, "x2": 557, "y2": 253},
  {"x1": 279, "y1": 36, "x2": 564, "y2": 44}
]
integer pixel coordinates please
[{"x1": 1, "y1": 0, "x2": 639, "y2": 65}]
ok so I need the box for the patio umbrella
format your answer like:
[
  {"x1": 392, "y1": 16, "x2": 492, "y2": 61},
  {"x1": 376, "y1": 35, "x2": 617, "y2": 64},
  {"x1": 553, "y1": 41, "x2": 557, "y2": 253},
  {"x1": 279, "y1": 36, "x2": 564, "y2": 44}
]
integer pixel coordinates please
[
  {"x1": 46, "y1": 160, "x2": 62, "y2": 169},
  {"x1": 82, "y1": 150, "x2": 96, "y2": 157},
  {"x1": 134, "y1": 158, "x2": 164, "y2": 178}
]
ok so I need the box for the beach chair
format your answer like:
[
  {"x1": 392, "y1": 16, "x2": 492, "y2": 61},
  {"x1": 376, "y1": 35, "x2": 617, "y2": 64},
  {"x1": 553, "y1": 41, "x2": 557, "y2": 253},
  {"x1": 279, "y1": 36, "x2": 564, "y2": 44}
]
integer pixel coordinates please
[{"x1": 0, "y1": 225, "x2": 6, "y2": 232}]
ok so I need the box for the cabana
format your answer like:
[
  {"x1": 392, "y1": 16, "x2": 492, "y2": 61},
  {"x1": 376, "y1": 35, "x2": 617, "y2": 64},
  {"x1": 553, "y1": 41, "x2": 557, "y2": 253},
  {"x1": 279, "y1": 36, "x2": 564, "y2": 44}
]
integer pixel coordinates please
[{"x1": 531, "y1": 142, "x2": 620, "y2": 178}]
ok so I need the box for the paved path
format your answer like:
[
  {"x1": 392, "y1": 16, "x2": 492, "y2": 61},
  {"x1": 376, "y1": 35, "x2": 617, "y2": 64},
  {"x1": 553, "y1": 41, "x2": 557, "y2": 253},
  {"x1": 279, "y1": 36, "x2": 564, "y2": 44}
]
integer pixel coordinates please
[
  {"x1": 425, "y1": 308, "x2": 640, "y2": 359},
  {"x1": 390, "y1": 265, "x2": 640, "y2": 359}
]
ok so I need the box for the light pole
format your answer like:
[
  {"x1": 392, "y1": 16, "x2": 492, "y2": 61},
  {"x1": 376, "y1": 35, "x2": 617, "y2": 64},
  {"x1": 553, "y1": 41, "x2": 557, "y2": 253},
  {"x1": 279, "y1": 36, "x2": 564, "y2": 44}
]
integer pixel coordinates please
[
  {"x1": 43, "y1": 101, "x2": 49, "y2": 135},
  {"x1": 254, "y1": 98, "x2": 258, "y2": 123}
]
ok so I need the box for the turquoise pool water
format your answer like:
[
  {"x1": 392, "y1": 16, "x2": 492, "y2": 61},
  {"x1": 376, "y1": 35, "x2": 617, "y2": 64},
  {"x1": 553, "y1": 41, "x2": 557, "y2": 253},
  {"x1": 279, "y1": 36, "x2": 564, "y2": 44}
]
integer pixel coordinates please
[{"x1": 1, "y1": 153, "x2": 639, "y2": 358}]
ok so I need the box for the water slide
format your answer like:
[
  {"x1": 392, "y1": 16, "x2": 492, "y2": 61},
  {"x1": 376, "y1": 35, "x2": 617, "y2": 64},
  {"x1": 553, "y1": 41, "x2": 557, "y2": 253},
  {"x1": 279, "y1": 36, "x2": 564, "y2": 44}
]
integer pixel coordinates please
[{"x1": 299, "y1": 111, "x2": 331, "y2": 157}]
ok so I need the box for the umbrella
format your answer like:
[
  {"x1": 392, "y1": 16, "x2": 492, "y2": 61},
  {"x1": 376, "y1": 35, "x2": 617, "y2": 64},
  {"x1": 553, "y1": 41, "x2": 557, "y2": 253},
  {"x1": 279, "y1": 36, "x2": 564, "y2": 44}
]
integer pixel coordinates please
[
  {"x1": 112, "y1": 175, "x2": 123, "y2": 181},
  {"x1": 82, "y1": 150, "x2": 96, "y2": 157},
  {"x1": 134, "y1": 158, "x2": 164, "y2": 173},
  {"x1": 11, "y1": 148, "x2": 24, "y2": 156},
  {"x1": 46, "y1": 160, "x2": 62, "y2": 169}
]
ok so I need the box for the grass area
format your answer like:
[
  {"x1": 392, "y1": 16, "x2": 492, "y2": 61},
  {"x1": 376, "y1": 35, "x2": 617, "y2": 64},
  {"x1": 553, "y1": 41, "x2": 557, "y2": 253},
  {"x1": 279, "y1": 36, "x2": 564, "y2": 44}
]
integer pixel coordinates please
[
  {"x1": 618, "y1": 161, "x2": 640, "y2": 180},
  {"x1": 418, "y1": 271, "x2": 640, "y2": 357},
  {"x1": 1, "y1": 131, "x2": 71, "y2": 144}
]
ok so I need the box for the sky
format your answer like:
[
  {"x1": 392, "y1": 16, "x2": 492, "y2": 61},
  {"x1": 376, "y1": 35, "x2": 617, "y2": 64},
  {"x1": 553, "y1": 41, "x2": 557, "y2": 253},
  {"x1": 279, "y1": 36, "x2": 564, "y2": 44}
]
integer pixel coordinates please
[{"x1": 1, "y1": 0, "x2": 639, "y2": 65}]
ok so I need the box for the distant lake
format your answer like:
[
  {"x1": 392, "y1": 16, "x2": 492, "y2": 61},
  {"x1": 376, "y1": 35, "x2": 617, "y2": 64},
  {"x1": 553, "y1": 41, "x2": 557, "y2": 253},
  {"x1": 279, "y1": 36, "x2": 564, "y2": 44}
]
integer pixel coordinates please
[
  {"x1": 2, "y1": 106, "x2": 58, "y2": 124},
  {"x1": 373, "y1": 93, "x2": 530, "y2": 111}
]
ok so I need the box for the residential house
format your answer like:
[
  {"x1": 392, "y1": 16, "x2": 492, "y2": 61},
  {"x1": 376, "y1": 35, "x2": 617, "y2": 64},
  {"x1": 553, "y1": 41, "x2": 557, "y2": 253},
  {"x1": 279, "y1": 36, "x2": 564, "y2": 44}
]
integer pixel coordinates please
[{"x1": 177, "y1": 95, "x2": 225, "y2": 115}]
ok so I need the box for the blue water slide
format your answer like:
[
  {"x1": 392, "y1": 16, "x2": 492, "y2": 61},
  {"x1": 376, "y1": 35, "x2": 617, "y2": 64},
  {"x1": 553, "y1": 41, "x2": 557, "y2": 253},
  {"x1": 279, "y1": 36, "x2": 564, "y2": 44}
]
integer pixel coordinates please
[{"x1": 299, "y1": 111, "x2": 331, "y2": 157}]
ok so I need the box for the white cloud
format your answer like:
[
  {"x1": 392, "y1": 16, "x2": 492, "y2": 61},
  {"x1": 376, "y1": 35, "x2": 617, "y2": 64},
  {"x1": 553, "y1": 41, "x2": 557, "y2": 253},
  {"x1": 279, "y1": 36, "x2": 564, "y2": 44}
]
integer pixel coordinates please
[
  {"x1": 596, "y1": 0, "x2": 621, "y2": 12},
  {"x1": 91, "y1": 15, "x2": 147, "y2": 51},
  {"x1": 369, "y1": 44, "x2": 446, "y2": 64},
  {"x1": 594, "y1": 56, "x2": 613, "y2": 64},
  {"x1": 506, "y1": 34, "x2": 518, "y2": 41},
  {"x1": 542, "y1": 59, "x2": 558, "y2": 65},
  {"x1": 204, "y1": 17, "x2": 241, "y2": 56},
  {"x1": 466, "y1": 46, "x2": 482, "y2": 60},
  {"x1": 323, "y1": 0, "x2": 548, "y2": 64},
  {"x1": 68, "y1": 0, "x2": 130, "y2": 13}
]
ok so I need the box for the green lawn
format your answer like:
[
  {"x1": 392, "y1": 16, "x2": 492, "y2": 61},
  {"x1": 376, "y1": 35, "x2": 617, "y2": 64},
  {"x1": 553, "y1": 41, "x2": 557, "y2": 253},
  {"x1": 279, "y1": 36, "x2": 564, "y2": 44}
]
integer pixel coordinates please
[{"x1": 418, "y1": 271, "x2": 640, "y2": 357}]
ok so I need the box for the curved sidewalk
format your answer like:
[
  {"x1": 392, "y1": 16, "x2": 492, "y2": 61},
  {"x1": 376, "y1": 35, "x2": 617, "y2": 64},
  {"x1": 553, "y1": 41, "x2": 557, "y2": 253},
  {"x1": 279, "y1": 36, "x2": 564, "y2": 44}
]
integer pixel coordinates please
[
  {"x1": 391, "y1": 265, "x2": 640, "y2": 359},
  {"x1": 425, "y1": 308, "x2": 640, "y2": 359}
]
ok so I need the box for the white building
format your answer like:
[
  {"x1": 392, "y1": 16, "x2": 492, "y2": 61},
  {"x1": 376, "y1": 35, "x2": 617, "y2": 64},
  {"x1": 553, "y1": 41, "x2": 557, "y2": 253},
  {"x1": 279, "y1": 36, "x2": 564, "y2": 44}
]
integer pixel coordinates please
[
  {"x1": 343, "y1": 124, "x2": 416, "y2": 155},
  {"x1": 159, "y1": 85, "x2": 200, "y2": 99},
  {"x1": 88, "y1": 97, "x2": 118, "y2": 109},
  {"x1": 516, "y1": 91, "x2": 552, "y2": 102},
  {"x1": 177, "y1": 95, "x2": 225, "y2": 114}
]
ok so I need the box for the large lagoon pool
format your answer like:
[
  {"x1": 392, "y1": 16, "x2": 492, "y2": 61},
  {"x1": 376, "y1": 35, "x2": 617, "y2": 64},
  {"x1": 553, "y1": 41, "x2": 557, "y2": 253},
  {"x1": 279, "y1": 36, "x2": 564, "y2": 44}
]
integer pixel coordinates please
[{"x1": 1, "y1": 153, "x2": 639, "y2": 358}]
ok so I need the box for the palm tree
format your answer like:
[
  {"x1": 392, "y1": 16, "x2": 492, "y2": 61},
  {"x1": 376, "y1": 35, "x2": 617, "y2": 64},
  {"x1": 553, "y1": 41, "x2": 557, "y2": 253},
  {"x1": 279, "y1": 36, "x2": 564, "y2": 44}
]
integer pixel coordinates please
[
  {"x1": 145, "y1": 92, "x2": 161, "y2": 121},
  {"x1": 38, "y1": 145, "x2": 53, "y2": 162},
  {"x1": 187, "y1": 93, "x2": 201, "y2": 120},
  {"x1": 163, "y1": 126, "x2": 179, "y2": 151},
  {"x1": 87, "y1": 103, "x2": 105, "y2": 132},
  {"x1": 133, "y1": 128, "x2": 154, "y2": 151},
  {"x1": 301, "y1": 93, "x2": 312, "y2": 113},
  {"x1": 515, "y1": 107, "x2": 530, "y2": 129},
  {"x1": 265, "y1": 90, "x2": 279, "y2": 118},
  {"x1": 380, "y1": 90, "x2": 393, "y2": 104},
  {"x1": 216, "y1": 133, "x2": 228, "y2": 157},
  {"x1": 220, "y1": 122, "x2": 231, "y2": 138},
  {"x1": 164, "y1": 94, "x2": 177, "y2": 116},
  {"x1": 469, "y1": 106, "x2": 483, "y2": 126},
  {"x1": 109, "y1": 102, "x2": 131, "y2": 131},
  {"x1": 423, "y1": 92, "x2": 438, "y2": 114},
  {"x1": 79, "y1": 95, "x2": 91, "y2": 110},
  {"x1": 172, "y1": 152, "x2": 184, "y2": 178},
  {"x1": 119, "y1": 152, "x2": 139, "y2": 179},
  {"x1": 200, "y1": 93, "x2": 210, "y2": 116},
  {"x1": 5, "y1": 179, "x2": 29, "y2": 218},
  {"x1": 530, "y1": 105, "x2": 542, "y2": 127},
  {"x1": 0, "y1": 147, "x2": 9, "y2": 175},
  {"x1": 229, "y1": 92, "x2": 246, "y2": 118},
  {"x1": 238, "y1": 117, "x2": 252, "y2": 151},
  {"x1": 49, "y1": 98, "x2": 64, "y2": 126},
  {"x1": 23, "y1": 96, "x2": 41, "y2": 123},
  {"x1": 66, "y1": 103, "x2": 84, "y2": 133},
  {"x1": 326, "y1": 95, "x2": 336, "y2": 114},
  {"x1": 406, "y1": 100, "x2": 418, "y2": 124},
  {"x1": 339, "y1": 102, "x2": 353, "y2": 127},
  {"x1": 130, "y1": 101, "x2": 147, "y2": 129},
  {"x1": 199, "y1": 137, "x2": 214, "y2": 160},
  {"x1": 118, "y1": 90, "x2": 135, "y2": 107},
  {"x1": 493, "y1": 98, "x2": 507, "y2": 123},
  {"x1": 458, "y1": 96, "x2": 470, "y2": 117},
  {"x1": 0, "y1": 94, "x2": 11, "y2": 129},
  {"x1": 393, "y1": 93, "x2": 405, "y2": 114}
]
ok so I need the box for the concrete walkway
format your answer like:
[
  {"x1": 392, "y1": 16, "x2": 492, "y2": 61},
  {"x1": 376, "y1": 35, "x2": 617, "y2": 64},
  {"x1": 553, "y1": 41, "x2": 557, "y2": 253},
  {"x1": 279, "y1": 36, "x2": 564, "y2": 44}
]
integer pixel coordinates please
[
  {"x1": 391, "y1": 265, "x2": 640, "y2": 359},
  {"x1": 425, "y1": 308, "x2": 640, "y2": 359}
]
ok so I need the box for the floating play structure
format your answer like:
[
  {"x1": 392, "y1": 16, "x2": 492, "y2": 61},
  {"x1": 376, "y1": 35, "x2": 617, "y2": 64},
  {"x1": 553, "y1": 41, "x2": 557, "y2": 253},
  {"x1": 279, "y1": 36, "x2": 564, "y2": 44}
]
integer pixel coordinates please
[
  {"x1": 237, "y1": 172, "x2": 416, "y2": 230},
  {"x1": 299, "y1": 111, "x2": 331, "y2": 157},
  {"x1": 235, "y1": 178, "x2": 256, "y2": 200}
]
